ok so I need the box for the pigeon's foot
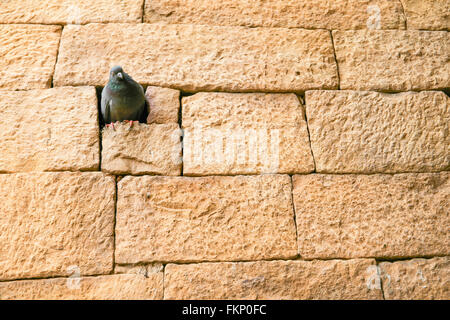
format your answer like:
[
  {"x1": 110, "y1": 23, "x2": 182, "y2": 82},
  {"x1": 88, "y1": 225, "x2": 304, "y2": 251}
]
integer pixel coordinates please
[
  {"x1": 105, "y1": 122, "x2": 115, "y2": 130},
  {"x1": 124, "y1": 120, "x2": 139, "y2": 128}
]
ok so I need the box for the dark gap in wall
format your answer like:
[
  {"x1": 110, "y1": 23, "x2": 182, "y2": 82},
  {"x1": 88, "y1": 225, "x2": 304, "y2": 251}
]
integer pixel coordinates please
[
  {"x1": 329, "y1": 30, "x2": 341, "y2": 90},
  {"x1": 95, "y1": 86, "x2": 104, "y2": 170},
  {"x1": 178, "y1": 92, "x2": 194, "y2": 176},
  {"x1": 50, "y1": 25, "x2": 64, "y2": 88},
  {"x1": 375, "y1": 255, "x2": 446, "y2": 263},
  {"x1": 443, "y1": 88, "x2": 450, "y2": 98},
  {"x1": 111, "y1": 176, "x2": 119, "y2": 274},
  {"x1": 141, "y1": 0, "x2": 146, "y2": 23},
  {"x1": 289, "y1": 175, "x2": 300, "y2": 258},
  {"x1": 162, "y1": 264, "x2": 166, "y2": 299},
  {"x1": 141, "y1": 85, "x2": 150, "y2": 124},
  {"x1": 296, "y1": 93, "x2": 305, "y2": 105},
  {"x1": 95, "y1": 86, "x2": 105, "y2": 127},
  {"x1": 301, "y1": 95, "x2": 317, "y2": 173}
]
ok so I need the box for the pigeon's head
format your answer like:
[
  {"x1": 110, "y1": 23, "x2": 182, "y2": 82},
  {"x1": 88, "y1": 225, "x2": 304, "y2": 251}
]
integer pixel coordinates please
[{"x1": 109, "y1": 65, "x2": 125, "y2": 82}]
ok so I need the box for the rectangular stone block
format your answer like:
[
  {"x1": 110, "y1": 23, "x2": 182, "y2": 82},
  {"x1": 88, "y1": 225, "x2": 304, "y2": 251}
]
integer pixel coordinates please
[
  {"x1": 305, "y1": 90, "x2": 449, "y2": 173},
  {"x1": 164, "y1": 259, "x2": 382, "y2": 299},
  {"x1": 0, "y1": 172, "x2": 115, "y2": 281},
  {"x1": 182, "y1": 93, "x2": 315, "y2": 175},
  {"x1": 0, "y1": 0, "x2": 143, "y2": 24},
  {"x1": 401, "y1": 0, "x2": 450, "y2": 31},
  {"x1": 101, "y1": 123, "x2": 182, "y2": 175},
  {"x1": 116, "y1": 175, "x2": 297, "y2": 263},
  {"x1": 145, "y1": 0, "x2": 405, "y2": 30},
  {"x1": 0, "y1": 87, "x2": 100, "y2": 173},
  {"x1": 0, "y1": 273, "x2": 163, "y2": 300},
  {"x1": 54, "y1": 23, "x2": 338, "y2": 92},
  {"x1": 379, "y1": 257, "x2": 450, "y2": 300},
  {"x1": 0, "y1": 24, "x2": 61, "y2": 90},
  {"x1": 292, "y1": 173, "x2": 450, "y2": 260},
  {"x1": 146, "y1": 86, "x2": 180, "y2": 124},
  {"x1": 333, "y1": 30, "x2": 450, "y2": 91}
]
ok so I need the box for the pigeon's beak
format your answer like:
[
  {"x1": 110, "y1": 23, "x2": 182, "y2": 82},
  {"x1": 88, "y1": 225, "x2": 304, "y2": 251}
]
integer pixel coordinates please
[{"x1": 117, "y1": 72, "x2": 123, "y2": 79}]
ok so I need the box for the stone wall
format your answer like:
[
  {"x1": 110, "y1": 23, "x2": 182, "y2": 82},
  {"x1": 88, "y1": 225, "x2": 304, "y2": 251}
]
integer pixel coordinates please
[{"x1": 0, "y1": 0, "x2": 448, "y2": 300}]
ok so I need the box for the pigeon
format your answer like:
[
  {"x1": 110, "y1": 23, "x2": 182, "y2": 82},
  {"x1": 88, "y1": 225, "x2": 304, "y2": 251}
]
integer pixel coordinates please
[{"x1": 101, "y1": 66, "x2": 146, "y2": 129}]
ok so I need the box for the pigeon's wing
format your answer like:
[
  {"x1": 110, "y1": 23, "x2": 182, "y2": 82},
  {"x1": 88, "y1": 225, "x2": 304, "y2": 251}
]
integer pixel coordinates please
[{"x1": 101, "y1": 90, "x2": 112, "y2": 124}]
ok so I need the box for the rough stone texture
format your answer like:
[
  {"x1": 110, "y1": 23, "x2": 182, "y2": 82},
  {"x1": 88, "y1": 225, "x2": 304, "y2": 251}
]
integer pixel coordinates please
[
  {"x1": 145, "y1": 86, "x2": 180, "y2": 124},
  {"x1": 101, "y1": 122, "x2": 182, "y2": 175},
  {"x1": 0, "y1": 274, "x2": 163, "y2": 300},
  {"x1": 305, "y1": 90, "x2": 450, "y2": 173},
  {"x1": 0, "y1": 87, "x2": 100, "y2": 173},
  {"x1": 292, "y1": 173, "x2": 450, "y2": 260},
  {"x1": 0, "y1": 0, "x2": 143, "y2": 24},
  {"x1": 333, "y1": 30, "x2": 450, "y2": 91},
  {"x1": 401, "y1": 0, "x2": 450, "y2": 31},
  {"x1": 379, "y1": 257, "x2": 450, "y2": 300},
  {"x1": 116, "y1": 175, "x2": 297, "y2": 263},
  {"x1": 0, "y1": 24, "x2": 61, "y2": 90},
  {"x1": 164, "y1": 259, "x2": 382, "y2": 299},
  {"x1": 0, "y1": 172, "x2": 115, "y2": 281},
  {"x1": 145, "y1": 0, "x2": 405, "y2": 30},
  {"x1": 53, "y1": 23, "x2": 338, "y2": 92},
  {"x1": 182, "y1": 93, "x2": 315, "y2": 175},
  {"x1": 115, "y1": 263, "x2": 163, "y2": 276}
]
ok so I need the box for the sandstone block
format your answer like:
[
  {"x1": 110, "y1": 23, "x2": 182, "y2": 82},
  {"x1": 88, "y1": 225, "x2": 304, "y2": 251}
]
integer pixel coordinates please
[
  {"x1": 333, "y1": 30, "x2": 450, "y2": 91},
  {"x1": 146, "y1": 86, "x2": 180, "y2": 124},
  {"x1": 401, "y1": 0, "x2": 450, "y2": 31},
  {"x1": 54, "y1": 23, "x2": 338, "y2": 92},
  {"x1": 305, "y1": 90, "x2": 449, "y2": 173},
  {"x1": 0, "y1": 87, "x2": 100, "y2": 173},
  {"x1": 164, "y1": 259, "x2": 382, "y2": 299},
  {"x1": 182, "y1": 93, "x2": 315, "y2": 175},
  {"x1": 0, "y1": 24, "x2": 61, "y2": 90},
  {"x1": 292, "y1": 173, "x2": 450, "y2": 259},
  {"x1": 0, "y1": 273, "x2": 163, "y2": 300},
  {"x1": 0, "y1": 172, "x2": 115, "y2": 281},
  {"x1": 116, "y1": 175, "x2": 297, "y2": 263},
  {"x1": 0, "y1": 0, "x2": 143, "y2": 24},
  {"x1": 379, "y1": 257, "x2": 450, "y2": 300},
  {"x1": 101, "y1": 122, "x2": 182, "y2": 175},
  {"x1": 145, "y1": 0, "x2": 405, "y2": 30},
  {"x1": 115, "y1": 263, "x2": 163, "y2": 276}
]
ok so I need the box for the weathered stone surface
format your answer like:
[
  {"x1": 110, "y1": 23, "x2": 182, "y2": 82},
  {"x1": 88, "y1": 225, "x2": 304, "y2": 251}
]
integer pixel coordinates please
[
  {"x1": 146, "y1": 86, "x2": 180, "y2": 124},
  {"x1": 0, "y1": 273, "x2": 163, "y2": 300},
  {"x1": 115, "y1": 263, "x2": 163, "y2": 276},
  {"x1": 401, "y1": 0, "x2": 450, "y2": 31},
  {"x1": 116, "y1": 175, "x2": 297, "y2": 263},
  {"x1": 0, "y1": 172, "x2": 115, "y2": 281},
  {"x1": 164, "y1": 259, "x2": 382, "y2": 299},
  {"x1": 145, "y1": 0, "x2": 405, "y2": 30},
  {"x1": 0, "y1": 87, "x2": 100, "y2": 173},
  {"x1": 292, "y1": 173, "x2": 449, "y2": 260},
  {"x1": 379, "y1": 257, "x2": 450, "y2": 300},
  {"x1": 54, "y1": 23, "x2": 338, "y2": 92},
  {"x1": 0, "y1": 24, "x2": 61, "y2": 90},
  {"x1": 333, "y1": 30, "x2": 450, "y2": 91},
  {"x1": 182, "y1": 93, "x2": 315, "y2": 175},
  {"x1": 0, "y1": 0, "x2": 143, "y2": 24},
  {"x1": 305, "y1": 90, "x2": 450, "y2": 173},
  {"x1": 101, "y1": 122, "x2": 182, "y2": 175}
]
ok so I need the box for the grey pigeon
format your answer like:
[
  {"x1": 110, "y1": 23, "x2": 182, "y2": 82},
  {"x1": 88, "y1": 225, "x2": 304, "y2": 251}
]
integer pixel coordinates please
[{"x1": 101, "y1": 66, "x2": 146, "y2": 128}]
